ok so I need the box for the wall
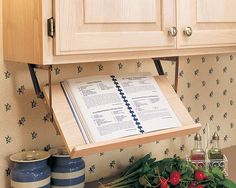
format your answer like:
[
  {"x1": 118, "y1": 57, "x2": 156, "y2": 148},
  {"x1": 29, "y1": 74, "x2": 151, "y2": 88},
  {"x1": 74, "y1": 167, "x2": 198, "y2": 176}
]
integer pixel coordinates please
[{"x1": 1, "y1": 4, "x2": 236, "y2": 188}]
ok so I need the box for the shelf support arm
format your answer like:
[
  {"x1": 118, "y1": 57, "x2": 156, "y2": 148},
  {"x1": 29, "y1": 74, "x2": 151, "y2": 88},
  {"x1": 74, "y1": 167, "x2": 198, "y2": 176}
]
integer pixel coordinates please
[
  {"x1": 28, "y1": 64, "x2": 53, "y2": 122},
  {"x1": 48, "y1": 65, "x2": 53, "y2": 122},
  {"x1": 153, "y1": 57, "x2": 179, "y2": 92},
  {"x1": 153, "y1": 58, "x2": 165, "y2": 76},
  {"x1": 28, "y1": 64, "x2": 45, "y2": 99}
]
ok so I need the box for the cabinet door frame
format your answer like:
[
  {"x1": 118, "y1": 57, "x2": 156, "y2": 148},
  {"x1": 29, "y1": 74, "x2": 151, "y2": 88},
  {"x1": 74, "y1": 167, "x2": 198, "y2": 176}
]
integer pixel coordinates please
[
  {"x1": 54, "y1": 0, "x2": 177, "y2": 56},
  {"x1": 177, "y1": 0, "x2": 236, "y2": 48}
]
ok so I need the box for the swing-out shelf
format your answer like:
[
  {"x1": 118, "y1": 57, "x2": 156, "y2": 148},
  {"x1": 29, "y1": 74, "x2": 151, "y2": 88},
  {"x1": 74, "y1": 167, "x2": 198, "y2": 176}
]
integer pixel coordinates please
[{"x1": 43, "y1": 75, "x2": 201, "y2": 158}]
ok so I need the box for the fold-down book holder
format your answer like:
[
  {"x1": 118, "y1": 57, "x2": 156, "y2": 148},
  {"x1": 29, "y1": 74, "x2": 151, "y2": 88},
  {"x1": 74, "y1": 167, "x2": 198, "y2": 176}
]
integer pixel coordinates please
[{"x1": 43, "y1": 75, "x2": 201, "y2": 158}]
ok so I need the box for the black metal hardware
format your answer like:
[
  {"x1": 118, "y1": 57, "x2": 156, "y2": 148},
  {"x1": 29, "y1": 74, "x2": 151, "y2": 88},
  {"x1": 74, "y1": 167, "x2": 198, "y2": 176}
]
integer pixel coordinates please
[
  {"x1": 28, "y1": 64, "x2": 45, "y2": 99},
  {"x1": 47, "y1": 17, "x2": 55, "y2": 38},
  {"x1": 153, "y1": 58, "x2": 165, "y2": 75},
  {"x1": 153, "y1": 57, "x2": 179, "y2": 92},
  {"x1": 28, "y1": 64, "x2": 53, "y2": 122}
]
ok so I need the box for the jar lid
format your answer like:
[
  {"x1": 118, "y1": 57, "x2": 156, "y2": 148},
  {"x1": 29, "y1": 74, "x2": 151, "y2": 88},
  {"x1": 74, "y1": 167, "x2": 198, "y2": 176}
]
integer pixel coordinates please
[
  {"x1": 49, "y1": 146, "x2": 70, "y2": 157},
  {"x1": 194, "y1": 133, "x2": 202, "y2": 141},
  {"x1": 10, "y1": 150, "x2": 50, "y2": 163}
]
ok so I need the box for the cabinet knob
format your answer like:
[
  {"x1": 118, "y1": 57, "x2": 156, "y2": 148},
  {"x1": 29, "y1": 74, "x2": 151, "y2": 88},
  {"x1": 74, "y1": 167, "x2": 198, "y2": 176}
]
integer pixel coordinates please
[
  {"x1": 183, "y1": 27, "x2": 193, "y2": 37},
  {"x1": 168, "y1": 27, "x2": 178, "y2": 37}
]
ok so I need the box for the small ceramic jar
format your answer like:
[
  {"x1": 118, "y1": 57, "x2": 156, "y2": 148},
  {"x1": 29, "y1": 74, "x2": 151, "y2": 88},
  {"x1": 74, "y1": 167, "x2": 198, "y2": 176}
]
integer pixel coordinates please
[
  {"x1": 10, "y1": 150, "x2": 51, "y2": 188},
  {"x1": 50, "y1": 147, "x2": 85, "y2": 188}
]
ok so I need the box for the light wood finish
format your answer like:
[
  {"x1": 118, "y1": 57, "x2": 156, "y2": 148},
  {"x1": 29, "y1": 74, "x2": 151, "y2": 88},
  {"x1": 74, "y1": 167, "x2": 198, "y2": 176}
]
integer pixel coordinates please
[
  {"x1": 54, "y1": 0, "x2": 176, "y2": 55},
  {"x1": 41, "y1": 0, "x2": 236, "y2": 64},
  {"x1": 84, "y1": 0, "x2": 156, "y2": 23},
  {"x1": 42, "y1": 46, "x2": 236, "y2": 65},
  {"x1": 3, "y1": 0, "x2": 43, "y2": 64},
  {"x1": 43, "y1": 76, "x2": 201, "y2": 158},
  {"x1": 43, "y1": 85, "x2": 86, "y2": 154},
  {"x1": 197, "y1": 0, "x2": 236, "y2": 22},
  {"x1": 177, "y1": 0, "x2": 236, "y2": 48},
  {"x1": 3, "y1": 0, "x2": 236, "y2": 65},
  {"x1": 42, "y1": 0, "x2": 236, "y2": 65}
]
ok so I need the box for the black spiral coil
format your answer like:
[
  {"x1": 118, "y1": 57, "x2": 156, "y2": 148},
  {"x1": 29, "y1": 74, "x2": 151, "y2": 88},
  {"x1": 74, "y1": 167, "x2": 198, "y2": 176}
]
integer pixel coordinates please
[{"x1": 110, "y1": 75, "x2": 144, "y2": 134}]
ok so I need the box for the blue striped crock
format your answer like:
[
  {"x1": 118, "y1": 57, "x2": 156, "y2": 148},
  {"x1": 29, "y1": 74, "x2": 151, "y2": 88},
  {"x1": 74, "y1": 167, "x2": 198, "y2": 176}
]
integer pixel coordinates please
[
  {"x1": 50, "y1": 147, "x2": 85, "y2": 188},
  {"x1": 10, "y1": 150, "x2": 51, "y2": 188}
]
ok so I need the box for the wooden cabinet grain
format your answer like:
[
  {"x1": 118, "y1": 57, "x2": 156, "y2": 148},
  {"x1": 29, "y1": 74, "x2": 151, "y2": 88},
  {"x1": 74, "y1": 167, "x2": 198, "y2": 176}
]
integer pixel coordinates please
[
  {"x1": 177, "y1": 0, "x2": 236, "y2": 48},
  {"x1": 55, "y1": 0, "x2": 176, "y2": 55},
  {"x1": 3, "y1": 0, "x2": 236, "y2": 65}
]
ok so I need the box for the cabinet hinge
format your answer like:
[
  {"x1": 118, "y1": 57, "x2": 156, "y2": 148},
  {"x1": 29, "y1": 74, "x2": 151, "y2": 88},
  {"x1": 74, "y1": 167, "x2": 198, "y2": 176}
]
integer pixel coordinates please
[{"x1": 47, "y1": 17, "x2": 55, "y2": 38}]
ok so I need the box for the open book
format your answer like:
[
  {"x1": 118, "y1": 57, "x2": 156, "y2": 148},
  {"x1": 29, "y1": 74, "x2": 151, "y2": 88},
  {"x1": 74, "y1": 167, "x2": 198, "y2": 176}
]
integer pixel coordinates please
[{"x1": 61, "y1": 73, "x2": 181, "y2": 143}]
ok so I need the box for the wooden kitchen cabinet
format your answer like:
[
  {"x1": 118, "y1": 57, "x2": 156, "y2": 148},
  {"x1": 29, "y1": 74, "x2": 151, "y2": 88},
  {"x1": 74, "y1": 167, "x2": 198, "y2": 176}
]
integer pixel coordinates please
[
  {"x1": 177, "y1": 0, "x2": 236, "y2": 48},
  {"x1": 55, "y1": 0, "x2": 176, "y2": 55},
  {"x1": 3, "y1": 0, "x2": 236, "y2": 64},
  {"x1": 4, "y1": 0, "x2": 177, "y2": 65},
  {"x1": 2, "y1": 1, "x2": 206, "y2": 158}
]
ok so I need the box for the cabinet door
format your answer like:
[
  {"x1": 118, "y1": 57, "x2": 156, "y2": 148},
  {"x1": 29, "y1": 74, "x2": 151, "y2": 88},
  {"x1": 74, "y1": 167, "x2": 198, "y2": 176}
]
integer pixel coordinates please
[
  {"x1": 54, "y1": 0, "x2": 176, "y2": 55},
  {"x1": 178, "y1": 0, "x2": 236, "y2": 48}
]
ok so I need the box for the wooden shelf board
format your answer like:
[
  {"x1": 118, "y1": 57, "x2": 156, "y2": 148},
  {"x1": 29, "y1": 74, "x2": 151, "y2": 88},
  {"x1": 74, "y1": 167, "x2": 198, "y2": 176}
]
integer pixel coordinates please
[{"x1": 43, "y1": 75, "x2": 201, "y2": 158}]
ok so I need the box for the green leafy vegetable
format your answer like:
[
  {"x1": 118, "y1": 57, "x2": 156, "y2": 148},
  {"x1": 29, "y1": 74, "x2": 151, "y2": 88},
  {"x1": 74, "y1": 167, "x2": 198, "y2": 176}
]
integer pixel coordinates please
[{"x1": 99, "y1": 155, "x2": 236, "y2": 188}]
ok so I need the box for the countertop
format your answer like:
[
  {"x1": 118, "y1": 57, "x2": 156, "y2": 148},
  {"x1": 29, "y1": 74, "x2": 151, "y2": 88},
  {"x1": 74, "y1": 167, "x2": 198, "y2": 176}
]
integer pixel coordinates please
[{"x1": 86, "y1": 146, "x2": 236, "y2": 187}]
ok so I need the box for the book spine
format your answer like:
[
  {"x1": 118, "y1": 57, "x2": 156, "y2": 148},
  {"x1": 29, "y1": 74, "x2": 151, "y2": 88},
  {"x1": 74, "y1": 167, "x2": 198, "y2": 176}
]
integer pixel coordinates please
[
  {"x1": 110, "y1": 75, "x2": 144, "y2": 134},
  {"x1": 60, "y1": 82, "x2": 90, "y2": 144}
]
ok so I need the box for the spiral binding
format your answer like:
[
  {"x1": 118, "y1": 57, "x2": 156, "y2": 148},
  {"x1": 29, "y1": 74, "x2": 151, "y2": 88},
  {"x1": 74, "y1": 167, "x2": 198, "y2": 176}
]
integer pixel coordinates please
[{"x1": 110, "y1": 75, "x2": 144, "y2": 134}]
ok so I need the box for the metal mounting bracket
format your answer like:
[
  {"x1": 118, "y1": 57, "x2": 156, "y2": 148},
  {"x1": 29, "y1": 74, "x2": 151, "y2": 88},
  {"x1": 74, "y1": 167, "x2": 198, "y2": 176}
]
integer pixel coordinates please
[
  {"x1": 28, "y1": 64, "x2": 53, "y2": 122},
  {"x1": 153, "y1": 57, "x2": 179, "y2": 92}
]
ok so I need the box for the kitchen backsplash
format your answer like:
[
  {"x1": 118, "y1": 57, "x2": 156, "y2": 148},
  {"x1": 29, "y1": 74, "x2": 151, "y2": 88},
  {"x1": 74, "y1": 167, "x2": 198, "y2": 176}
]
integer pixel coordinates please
[{"x1": 0, "y1": 4, "x2": 236, "y2": 188}]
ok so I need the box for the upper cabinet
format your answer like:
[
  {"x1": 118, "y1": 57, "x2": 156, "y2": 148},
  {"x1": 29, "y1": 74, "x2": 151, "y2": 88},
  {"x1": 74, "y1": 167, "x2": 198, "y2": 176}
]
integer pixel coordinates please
[
  {"x1": 178, "y1": 0, "x2": 236, "y2": 48},
  {"x1": 3, "y1": 0, "x2": 236, "y2": 65},
  {"x1": 55, "y1": 0, "x2": 176, "y2": 55}
]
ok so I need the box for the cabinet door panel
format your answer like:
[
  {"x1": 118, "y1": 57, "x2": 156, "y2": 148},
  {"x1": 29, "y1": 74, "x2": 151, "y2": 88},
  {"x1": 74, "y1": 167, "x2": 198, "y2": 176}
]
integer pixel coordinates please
[
  {"x1": 84, "y1": 0, "x2": 156, "y2": 23},
  {"x1": 197, "y1": 0, "x2": 236, "y2": 23},
  {"x1": 54, "y1": 0, "x2": 176, "y2": 55},
  {"x1": 178, "y1": 0, "x2": 236, "y2": 48}
]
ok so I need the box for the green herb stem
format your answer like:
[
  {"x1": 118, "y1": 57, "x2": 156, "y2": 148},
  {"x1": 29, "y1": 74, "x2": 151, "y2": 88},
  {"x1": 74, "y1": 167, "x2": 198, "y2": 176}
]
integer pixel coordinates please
[
  {"x1": 109, "y1": 169, "x2": 142, "y2": 185},
  {"x1": 121, "y1": 153, "x2": 151, "y2": 177}
]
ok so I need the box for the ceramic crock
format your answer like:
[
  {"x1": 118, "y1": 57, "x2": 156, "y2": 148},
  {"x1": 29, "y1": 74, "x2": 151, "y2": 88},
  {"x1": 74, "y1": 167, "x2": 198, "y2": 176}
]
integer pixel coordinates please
[
  {"x1": 10, "y1": 150, "x2": 51, "y2": 188},
  {"x1": 50, "y1": 147, "x2": 85, "y2": 188}
]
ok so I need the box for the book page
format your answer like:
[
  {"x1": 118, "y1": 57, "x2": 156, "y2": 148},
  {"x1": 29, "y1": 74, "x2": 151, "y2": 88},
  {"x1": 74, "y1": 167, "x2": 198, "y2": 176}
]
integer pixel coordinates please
[
  {"x1": 115, "y1": 73, "x2": 181, "y2": 133},
  {"x1": 63, "y1": 75, "x2": 140, "y2": 143}
]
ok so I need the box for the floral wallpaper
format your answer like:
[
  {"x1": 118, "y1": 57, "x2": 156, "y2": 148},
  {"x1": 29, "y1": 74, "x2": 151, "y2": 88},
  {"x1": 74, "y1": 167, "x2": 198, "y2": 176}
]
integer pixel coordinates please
[{"x1": 1, "y1": 6, "x2": 236, "y2": 188}]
